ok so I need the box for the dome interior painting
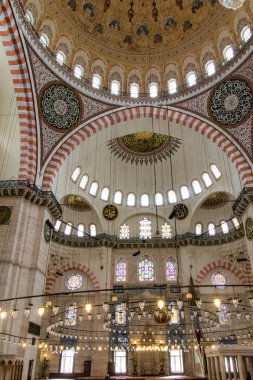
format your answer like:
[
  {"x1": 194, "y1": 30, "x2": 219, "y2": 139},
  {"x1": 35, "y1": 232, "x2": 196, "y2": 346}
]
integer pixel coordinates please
[{"x1": 0, "y1": 0, "x2": 253, "y2": 379}]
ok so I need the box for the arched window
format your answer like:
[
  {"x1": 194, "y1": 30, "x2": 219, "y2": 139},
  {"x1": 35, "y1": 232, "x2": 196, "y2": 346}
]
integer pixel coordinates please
[
  {"x1": 130, "y1": 83, "x2": 139, "y2": 98},
  {"x1": 60, "y1": 347, "x2": 75, "y2": 374},
  {"x1": 195, "y1": 223, "x2": 202, "y2": 236},
  {"x1": 90, "y1": 224, "x2": 97, "y2": 237},
  {"x1": 168, "y1": 79, "x2": 177, "y2": 94},
  {"x1": 127, "y1": 193, "x2": 136, "y2": 206},
  {"x1": 139, "y1": 218, "x2": 152, "y2": 239},
  {"x1": 79, "y1": 174, "x2": 89, "y2": 190},
  {"x1": 232, "y1": 217, "x2": 240, "y2": 229},
  {"x1": 180, "y1": 185, "x2": 190, "y2": 200},
  {"x1": 141, "y1": 193, "x2": 149, "y2": 207},
  {"x1": 208, "y1": 223, "x2": 216, "y2": 236},
  {"x1": 168, "y1": 189, "x2": 177, "y2": 204},
  {"x1": 64, "y1": 222, "x2": 72, "y2": 236},
  {"x1": 202, "y1": 172, "x2": 213, "y2": 188},
  {"x1": 77, "y1": 224, "x2": 85, "y2": 237},
  {"x1": 111, "y1": 80, "x2": 120, "y2": 95},
  {"x1": 155, "y1": 192, "x2": 163, "y2": 206},
  {"x1": 205, "y1": 60, "x2": 216, "y2": 76},
  {"x1": 56, "y1": 51, "x2": 66, "y2": 65},
  {"x1": 40, "y1": 33, "x2": 49, "y2": 47},
  {"x1": 89, "y1": 181, "x2": 99, "y2": 196},
  {"x1": 223, "y1": 45, "x2": 234, "y2": 61},
  {"x1": 115, "y1": 258, "x2": 127, "y2": 282},
  {"x1": 149, "y1": 83, "x2": 158, "y2": 98},
  {"x1": 166, "y1": 257, "x2": 177, "y2": 281},
  {"x1": 192, "y1": 180, "x2": 202, "y2": 195},
  {"x1": 241, "y1": 26, "x2": 251, "y2": 42},
  {"x1": 71, "y1": 167, "x2": 81, "y2": 182},
  {"x1": 210, "y1": 164, "x2": 221, "y2": 179},
  {"x1": 138, "y1": 255, "x2": 154, "y2": 281},
  {"x1": 54, "y1": 220, "x2": 62, "y2": 231},
  {"x1": 161, "y1": 223, "x2": 172, "y2": 239},
  {"x1": 74, "y1": 65, "x2": 83, "y2": 79},
  {"x1": 220, "y1": 220, "x2": 229, "y2": 234},
  {"x1": 119, "y1": 224, "x2": 130, "y2": 239},
  {"x1": 186, "y1": 71, "x2": 197, "y2": 87},
  {"x1": 114, "y1": 191, "x2": 123, "y2": 205},
  {"x1": 25, "y1": 11, "x2": 34, "y2": 24},
  {"x1": 101, "y1": 186, "x2": 110, "y2": 201},
  {"x1": 92, "y1": 74, "x2": 101, "y2": 89},
  {"x1": 65, "y1": 303, "x2": 77, "y2": 326}
]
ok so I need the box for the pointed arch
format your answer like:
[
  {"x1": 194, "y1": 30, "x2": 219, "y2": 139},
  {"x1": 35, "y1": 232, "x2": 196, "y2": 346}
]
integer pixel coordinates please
[
  {"x1": 45, "y1": 262, "x2": 100, "y2": 293},
  {"x1": 0, "y1": 0, "x2": 37, "y2": 182},
  {"x1": 42, "y1": 106, "x2": 253, "y2": 190}
]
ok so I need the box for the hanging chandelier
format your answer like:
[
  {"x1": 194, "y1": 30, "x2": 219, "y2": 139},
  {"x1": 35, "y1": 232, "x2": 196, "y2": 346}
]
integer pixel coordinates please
[{"x1": 219, "y1": 0, "x2": 246, "y2": 9}]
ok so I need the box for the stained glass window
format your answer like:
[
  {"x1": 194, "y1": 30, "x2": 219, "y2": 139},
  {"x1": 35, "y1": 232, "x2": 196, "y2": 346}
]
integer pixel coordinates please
[
  {"x1": 218, "y1": 305, "x2": 231, "y2": 325},
  {"x1": 166, "y1": 257, "x2": 177, "y2": 281},
  {"x1": 162, "y1": 223, "x2": 172, "y2": 239},
  {"x1": 65, "y1": 303, "x2": 77, "y2": 326},
  {"x1": 65, "y1": 273, "x2": 83, "y2": 290},
  {"x1": 116, "y1": 258, "x2": 127, "y2": 282},
  {"x1": 138, "y1": 256, "x2": 154, "y2": 282},
  {"x1": 139, "y1": 218, "x2": 152, "y2": 239},
  {"x1": 115, "y1": 303, "x2": 127, "y2": 325},
  {"x1": 119, "y1": 224, "x2": 130, "y2": 239},
  {"x1": 211, "y1": 272, "x2": 227, "y2": 289}
]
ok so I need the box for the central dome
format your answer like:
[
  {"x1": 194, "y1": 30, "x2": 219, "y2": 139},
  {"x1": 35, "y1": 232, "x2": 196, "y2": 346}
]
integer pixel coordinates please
[{"x1": 56, "y1": 0, "x2": 222, "y2": 55}]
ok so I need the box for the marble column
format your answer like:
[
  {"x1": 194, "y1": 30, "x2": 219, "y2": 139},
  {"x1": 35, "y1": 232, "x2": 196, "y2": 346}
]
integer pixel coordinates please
[
  {"x1": 219, "y1": 356, "x2": 227, "y2": 380},
  {"x1": 237, "y1": 356, "x2": 247, "y2": 380},
  {"x1": 231, "y1": 356, "x2": 238, "y2": 380},
  {"x1": 211, "y1": 357, "x2": 216, "y2": 380},
  {"x1": 227, "y1": 357, "x2": 233, "y2": 380},
  {"x1": 215, "y1": 356, "x2": 222, "y2": 380},
  {"x1": 207, "y1": 357, "x2": 212, "y2": 380}
]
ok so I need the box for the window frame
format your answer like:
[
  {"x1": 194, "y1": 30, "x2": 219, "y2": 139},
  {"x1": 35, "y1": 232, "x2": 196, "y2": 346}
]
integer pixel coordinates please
[
  {"x1": 210, "y1": 164, "x2": 221, "y2": 180},
  {"x1": 127, "y1": 192, "x2": 136, "y2": 207},
  {"x1": 154, "y1": 192, "x2": 163, "y2": 206},
  {"x1": 220, "y1": 220, "x2": 229, "y2": 234},
  {"x1": 166, "y1": 256, "x2": 177, "y2": 281},
  {"x1": 89, "y1": 181, "x2": 99, "y2": 197},
  {"x1": 208, "y1": 222, "x2": 216, "y2": 236},
  {"x1": 138, "y1": 255, "x2": 155, "y2": 282},
  {"x1": 56, "y1": 50, "x2": 66, "y2": 66},
  {"x1": 25, "y1": 11, "x2": 34, "y2": 25},
  {"x1": 111, "y1": 80, "x2": 120, "y2": 95},
  {"x1": 71, "y1": 167, "x2": 81, "y2": 183},
  {"x1": 205, "y1": 60, "x2": 216, "y2": 76},
  {"x1": 241, "y1": 26, "x2": 251, "y2": 43},
  {"x1": 114, "y1": 190, "x2": 123, "y2": 205},
  {"x1": 40, "y1": 33, "x2": 49, "y2": 47},
  {"x1": 149, "y1": 82, "x2": 158, "y2": 98},
  {"x1": 92, "y1": 74, "x2": 102, "y2": 89},
  {"x1": 192, "y1": 179, "x2": 202, "y2": 195},
  {"x1": 100, "y1": 186, "x2": 110, "y2": 202},
  {"x1": 140, "y1": 193, "x2": 150, "y2": 207},
  {"x1": 223, "y1": 45, "x2": 234, "y2": 61},
  {"x1": 130, "y1": 83, "x2": 139, "y2": 98},
  {"x1": 64, "y1": 222, "x2": 73, "y2": 236},
  {"x1": 74, "y1": 64, "x2": 84, "y2": 79},
  {"x1": 202, "y1": 172, "x2": 213, "y2": 188},
  {"x1": 168, "y1": 78, "x2": 177, "y2": 94},
  {"x1": 186, "y1": 71, "x2": 197, "y2": 87},
  {"x1": 79, "y1": 174, "x2": 89, "y2": 190},
  {"x1": 195, "y1": 223, "x2": 202, "y2": 236},
  {"x1": 168, "y1": 189, "x2": 177, "y2": 204},
  {"x1": 115, "y1": 257, "x2": 127, "y2": 282},
  {"x1": 180, "y1": 185, "x2": 190, "y2": 200},
  {"x1": 77, "y1": 224, "x2": 85, "y2": 237},
  {"x1": 89, "y1": 223, "x2": 97, "y2": 237}
]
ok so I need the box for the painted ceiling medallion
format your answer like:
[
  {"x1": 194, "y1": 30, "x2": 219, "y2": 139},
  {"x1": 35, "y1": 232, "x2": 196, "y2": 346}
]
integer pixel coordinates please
[
  {"x1": 210, "y1": 79, "x2": 252, "y2": 126},
  {"x1": 201, "y1": 192, "x2": 229, "y2": 209},
  {"x1": 107, "y1": 131, "x2": 181, "y2": 165},
  {"x1": 41, "y1": 84, "x2": 81, "y2": 130},
  {"x1": 65, "y1": 194, "x2": 91, "y2": 211}
]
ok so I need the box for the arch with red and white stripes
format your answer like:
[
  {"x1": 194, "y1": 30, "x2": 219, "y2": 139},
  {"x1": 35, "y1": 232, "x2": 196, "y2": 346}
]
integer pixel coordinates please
[
  {"x1": 42, "y1": 106, "x2": 253, "y2": 190},
  {"x1": 0, "y1": 0, "x2": 37, "y2": 183},
  {"x1": 195, "y1": 260, "x2": 253, "y2": 285},
  {"x1": 45, "y1": 262, "x2": 100, "y2": 294}
]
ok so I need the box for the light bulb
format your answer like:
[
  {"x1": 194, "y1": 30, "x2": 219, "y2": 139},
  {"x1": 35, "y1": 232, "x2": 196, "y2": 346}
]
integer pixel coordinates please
[
  {"x1": 11, "y1": 309, "x2": 18, "y2": 318},
  {"x1": 103, "y1": 302, "x2": 109, "y2": 312},
  {"x1": 0, "y1": 310, "x2": 7, "y2": 320},
  {"x1": 157, "y1": 299, "x2": 165, "y2": 310},
  {"x1": 38, "y1": 306, "x2": 45, "y2": 316},
  {"x1": 85, "y1": 303, "x2": 92, "y2": 313},
  {"x1": 139, "y1": 300, "x2": 145, "y2": 311},
  {"x1": 24, "y1": 307, "x2": 30, "y2": 317},
  {"x1": 213, "y1": 297, "x2": 221, "y2": 309},
  {"x1": 232, "y1": 298, "x2": 239, "y2": 308}
]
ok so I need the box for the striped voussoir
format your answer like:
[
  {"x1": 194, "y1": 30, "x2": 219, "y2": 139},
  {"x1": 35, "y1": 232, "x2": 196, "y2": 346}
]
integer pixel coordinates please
[
  {"x1": 42, "y1": 106, "x2": 253, "y2": 190},
  {"x1": 0, "y1": 0, "x2": 37, "y2": 182},
  {"x1": 45, "y1": 262, "x2": 100, "y2": 294},
  {"x1": 195, "y1": 260, "x2": 253, "y2": 285}
]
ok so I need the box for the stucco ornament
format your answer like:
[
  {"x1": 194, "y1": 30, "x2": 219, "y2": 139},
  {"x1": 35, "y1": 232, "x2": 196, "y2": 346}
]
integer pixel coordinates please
[
  {"x1": 210, "y1": 79, "x2": 252, "y2": 126},
  {"x1": 41, "y1": 84, "x2": 81, "y2": 129}
]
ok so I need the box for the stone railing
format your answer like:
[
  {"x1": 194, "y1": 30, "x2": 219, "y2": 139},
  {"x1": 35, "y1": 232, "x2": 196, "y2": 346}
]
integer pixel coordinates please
[
  {"x1": 0, "y1": 180, "x2": 62, "y2": 219},
  {"x1": 232, "y1": 187, "x2": 253, "y2": 216},
  {"x1": 51, "y1": 225, "x2": 244, "y2": 248}
]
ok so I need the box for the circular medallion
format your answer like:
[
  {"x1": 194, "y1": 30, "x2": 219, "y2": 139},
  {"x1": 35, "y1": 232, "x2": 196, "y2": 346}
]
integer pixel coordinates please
[
  {"x1": 209, "y1": 79, "x2": 252, "y2": 126},
  {"x1": 103, "y1": 204, "x2": 118, "y2": 220},
  {"x1": 41, "y1": 83, "x2": 81, "y2": 130},
  {"x1": 65, "y1": 273, "x2": 83, "y2": 290},
  {"x1": 245, "y1": 217, "x2": 253, "y2": 240},
  {"x1": 211, "y1": 272, "x2": 227, "y2": 289},
  {"x1": 0, "y1": 206, "x2": 12, "y2": 224},
  {"x1": 174, "y1": 204, "x2": 188, "y2": 220},
  {"x1": 44, "y1": 221, "x2": 51, "y2": 243}
]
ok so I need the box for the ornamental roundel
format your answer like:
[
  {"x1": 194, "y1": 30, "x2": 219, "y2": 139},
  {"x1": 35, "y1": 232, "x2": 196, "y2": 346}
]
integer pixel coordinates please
[
  {"x1": 209, "y1": 79, "x2": 252, "y2": 127},
  {"x1": 65, "y1": 273, "x2": 83, "y2": 290},
  {"x1": 41, "y1": 83, "x2": 82, "y2": 130}
]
